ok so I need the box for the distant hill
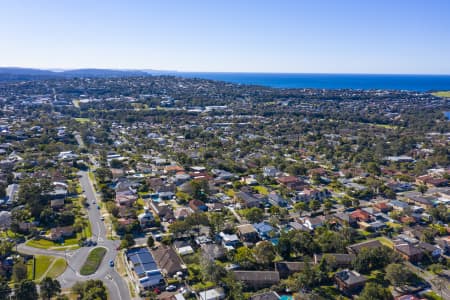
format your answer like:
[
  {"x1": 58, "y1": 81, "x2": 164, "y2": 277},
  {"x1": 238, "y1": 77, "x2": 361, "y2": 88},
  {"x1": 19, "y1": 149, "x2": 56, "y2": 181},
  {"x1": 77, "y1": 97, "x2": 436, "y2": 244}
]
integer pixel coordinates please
[
  {"x1": 0, "y1": 67, "x2": 151, "y2": 81},
  {"x1": 61, "y1": 68, "x2": 147, "y2": 77}
]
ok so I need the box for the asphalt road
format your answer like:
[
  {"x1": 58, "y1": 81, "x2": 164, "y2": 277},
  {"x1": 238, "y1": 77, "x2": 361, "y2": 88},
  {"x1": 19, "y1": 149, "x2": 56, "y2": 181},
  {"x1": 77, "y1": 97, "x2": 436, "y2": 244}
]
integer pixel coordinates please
[{"x1": 19, "y1": 171, "x2": 131, "y2": 300}]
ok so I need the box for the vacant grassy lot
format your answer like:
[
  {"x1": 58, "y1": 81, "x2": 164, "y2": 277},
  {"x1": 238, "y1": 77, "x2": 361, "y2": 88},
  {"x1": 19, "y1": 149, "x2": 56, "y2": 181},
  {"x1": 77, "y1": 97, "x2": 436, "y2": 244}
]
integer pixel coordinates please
[
  {"x1": 432, "y1": 91, "x2": 450, "y2": 98},
  {"x1": 26, "y1": 255, "x2": 67, "y2": 281},
  {"x1": 74, "y1": 117, "x2": 91, "y2": 123},
  {"x1": 80, "y1": 247, "x2": 107, "y2": 275},
  {"x1": 34, "y1": 255, "x2": 53, "y2": 280}
]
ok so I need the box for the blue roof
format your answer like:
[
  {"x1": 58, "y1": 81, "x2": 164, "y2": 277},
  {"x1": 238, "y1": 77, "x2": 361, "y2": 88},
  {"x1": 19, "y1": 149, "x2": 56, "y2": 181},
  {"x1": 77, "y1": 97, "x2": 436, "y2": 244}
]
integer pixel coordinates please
[
  {"x1": 390, "y1": 200, "x2": 409, "y2": 208},
  {"x1": 126, "y1": 247, "x2": 161, "y2": 278},
  {"x1": 253, "y1": 222, "x2": 274, "y2": 233}
]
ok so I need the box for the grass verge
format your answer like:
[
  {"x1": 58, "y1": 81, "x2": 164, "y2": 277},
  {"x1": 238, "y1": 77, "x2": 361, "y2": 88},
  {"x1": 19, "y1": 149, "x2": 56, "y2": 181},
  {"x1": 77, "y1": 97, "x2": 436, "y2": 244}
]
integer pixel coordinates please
[{"x1": 45, "y1": 258, "x2": 67, "y2": 278}]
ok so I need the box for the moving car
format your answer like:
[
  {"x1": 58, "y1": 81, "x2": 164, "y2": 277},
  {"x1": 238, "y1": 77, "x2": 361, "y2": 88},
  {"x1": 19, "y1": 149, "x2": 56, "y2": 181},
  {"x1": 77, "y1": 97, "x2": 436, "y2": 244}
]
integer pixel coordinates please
[{"x1": 109, "y1": 260, "x2": 114, "y2": 267}]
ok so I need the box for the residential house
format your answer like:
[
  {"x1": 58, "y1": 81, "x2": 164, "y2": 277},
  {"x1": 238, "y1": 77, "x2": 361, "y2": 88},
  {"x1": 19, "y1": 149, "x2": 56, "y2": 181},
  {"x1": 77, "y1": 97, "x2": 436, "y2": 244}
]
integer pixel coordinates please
[
  {"x1": 333, "y1": 212, "x2": 357, "y2": 228},
  {"x1": 286, "y1": 221, "x2": 310, "y2": 232},
  {"x1": 296, "y1": 188, "x2": 330, "y2": 202},
  {"x1": 0, "y1": 211, "x2": 11, "y2": 229},
  {"x1": 302, "y1": 215, "x2": 326, "y2": 231},
  {"x1": 389, "y1": 200, "x2": 410, "y2": 211},
  {"x1": 418, "y1": 242, "x2": 441, "y2": 258},
  {"x1": 253, "y1": 222, "x2": 276, "y2": 240},
  {"x1": 219, "y1": 232, "x2": 240, "y2": 250},
  {"x1": 173, "y1": 240, "x2": 195, "y2": 256},
  {"x1": 335, "y1": 269, "x2": 367, "y2": 294},
  {"x1": 267, "y1": 192, "x2": 288, "y2": 207},
  {"x1": 404, "y1": 193, "x2": 435, "y2": 209},
  {"x1": 173, "y1": 207, "x2": 193, "y2": 220},
  {"x1": 276, "y1": 176, "x2": 305, "y2": 191},
  {"x1": 313, "y1": 253, "x2": 355, "y2": 268},
  {"x1": 137, "y1": 209, "x2": 154, "y2": 228},
  {"x1": 373, "y1": 202, "x2": 392, "y2": 213},
  {"x1": 236, "y1": 224, "x2": 259, "y2": 244},
  {"x1": 189, "y1": 199, "x2": 208, "y2": 212},
  {"x1": 151, "y1": 245, "x2": 186, "y2": 277},
  {"x1": 350, "y1": 209, "x2": 372, "y2": 223},
  {"x1": 263, "y1": 166, "x2": 279, "y2": 178},
  {"x1": 49, "y1": 226, "x2": 74, "y2": 241},
  {"x1": 201, "y1": 243, "x2": 226, "y2": 261},
  {"x1": 233, "y1": 271, "x2": 280, "y2": 289},
  {"x1": 416, "y1": 175, "x2": 448, "y2": 187},
  {"x1": 275, "y1": 261, "x2": 310, "y2": 279},
  {"x1": 347, "y1": 240, "x2": 383, "y2": 255},
  {"x1": 116, "y1": 190, "x2": 137, "y2": 207},
  {"x1": 199, "y1": 288, "x2": 225, "y2": 300},
  {"x1": 50, "y1": 199, "x2": 65, "y2": 210},
  {"x1": 393, "y1": 241, "x2": 423, "y2": 263},
  {"x1": 150, "y1": 202, "x2": 174, "y2": 222},
  {"x1": 235, "y1": 191, "x2": 260, "y2": 208},
  {"x1": 126, "y1": 247, "x2": 164, "y2": 290}
]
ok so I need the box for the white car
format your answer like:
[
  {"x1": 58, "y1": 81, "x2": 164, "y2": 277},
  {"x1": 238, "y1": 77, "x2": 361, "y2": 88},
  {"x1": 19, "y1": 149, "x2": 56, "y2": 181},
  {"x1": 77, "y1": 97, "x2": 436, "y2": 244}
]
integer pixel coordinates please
[
  {"x1": 100, "y1": 216, "x2": 105, "y2": 221},
  {"x1": 166, "y1": 285, "x2": 177, "y2": 292}
]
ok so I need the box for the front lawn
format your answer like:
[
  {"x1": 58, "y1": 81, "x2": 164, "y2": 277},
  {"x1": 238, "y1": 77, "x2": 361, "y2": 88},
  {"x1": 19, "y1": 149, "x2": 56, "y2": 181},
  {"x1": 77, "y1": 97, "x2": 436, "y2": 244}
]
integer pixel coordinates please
[
  {"x1": 375, "y1": 236, "x2": 394, "y2": 248},
  {"x1": 253, "y1": 185, "x2": 269, "y2": 195},
  {"x1": 26, "y1": 234, "x2": 82, "y2": 250},
  {"x1": 80, "y1": 247, "x2": 107, "y2": 275}
]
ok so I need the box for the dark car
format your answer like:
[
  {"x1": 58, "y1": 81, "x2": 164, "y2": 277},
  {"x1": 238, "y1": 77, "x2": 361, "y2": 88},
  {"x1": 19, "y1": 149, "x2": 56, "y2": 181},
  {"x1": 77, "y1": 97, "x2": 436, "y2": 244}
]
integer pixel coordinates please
[{"x1": 97, "y1": 205, "x2": 100, "y2": 209}]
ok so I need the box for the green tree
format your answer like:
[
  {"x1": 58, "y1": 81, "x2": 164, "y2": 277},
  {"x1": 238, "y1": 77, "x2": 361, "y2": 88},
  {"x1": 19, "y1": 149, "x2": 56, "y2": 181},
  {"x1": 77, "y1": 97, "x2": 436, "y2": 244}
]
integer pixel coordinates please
[
  {"x1": 16, "y1": 280, "x2": 38, "y2": 300},
  {"x1": 12, "y1": 261, "x2": 28, "y2": 282},
  {"x1": 0, "y1": 277, "x2": 11, "y2": 300},
  {"x1": 0, "y1": 240, "x2": 14, "y2": 258},
  {"x1": 417, "y1": 184, "x2": 428, "y2": 195},
  {"x1": 366, "y1": 162, "x2": 381, "y2": 176},
  {"x1": 233, "y1": 246, "x2": 256, "y2": 269},
  {"x1": 384, "y1": 263, "x2": 413, "y2": 288},
  {"x1": 253, "y1": 241, "x2": 276, "y2": 267},
  {"x1": 209, "y1": 212, "x2": 226, "y2": 234},
  {"x1": 294, "y1": 201, "x2": 307, "y2": 216},
  {"x1": 72, "y1": 280, "x2": 107, "y2": 300},
  {"x1": 147, "y1": 235, "x2": 154, "y2": 248},
  {"x1": 120, "y1": 234, "x2": 135, "y2": 249},
  {"x1": 277, "y1": 232, "x2": 292, "y2": 259},
  {"x1": 359, "y1": 282, "x2": 393, "y2": 300},
  {"x1": 222, "y1": 272, "x2": 243, "y2": 300},
  {"x1": 244, "y1": 207, "x2": 264, "y2": 223},
  {"x1": 352, "y1": 246, "x2": 400, "y2": 274},
  {"x1": 309, "y1": 200, "x2": 320, "y2": 212},
  {"x1": 40, "y1": 277, "x2": 61, "y2": 300}
]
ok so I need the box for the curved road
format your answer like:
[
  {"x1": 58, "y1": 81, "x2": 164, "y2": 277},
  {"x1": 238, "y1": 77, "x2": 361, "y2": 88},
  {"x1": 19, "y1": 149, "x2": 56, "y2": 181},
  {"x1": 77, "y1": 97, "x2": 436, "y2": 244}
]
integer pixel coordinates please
[{"x1": 18, "y1": 171, "x2": 131, "y2": 300}]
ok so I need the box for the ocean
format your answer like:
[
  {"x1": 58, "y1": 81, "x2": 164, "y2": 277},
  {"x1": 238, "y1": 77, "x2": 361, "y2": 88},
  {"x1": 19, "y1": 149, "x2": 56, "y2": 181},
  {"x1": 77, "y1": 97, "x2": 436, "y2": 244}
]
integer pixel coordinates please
[{"x1": 172, "y1": 72, "x2": 450, "y2": 92}]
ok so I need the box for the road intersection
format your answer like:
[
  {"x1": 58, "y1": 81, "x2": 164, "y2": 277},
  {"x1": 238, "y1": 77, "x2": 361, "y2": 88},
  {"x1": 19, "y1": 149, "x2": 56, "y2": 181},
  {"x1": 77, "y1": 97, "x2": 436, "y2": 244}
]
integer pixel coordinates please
[{"x1": 18, "y1": 171, "x2": 131, "y2": 300}]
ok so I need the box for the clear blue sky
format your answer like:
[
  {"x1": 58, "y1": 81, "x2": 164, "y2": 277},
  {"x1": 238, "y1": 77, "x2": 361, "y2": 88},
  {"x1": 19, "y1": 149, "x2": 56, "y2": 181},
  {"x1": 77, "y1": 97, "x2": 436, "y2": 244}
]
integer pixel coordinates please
[{"x1": 1, "y1": 0, "x2": 450, "y2": 74}]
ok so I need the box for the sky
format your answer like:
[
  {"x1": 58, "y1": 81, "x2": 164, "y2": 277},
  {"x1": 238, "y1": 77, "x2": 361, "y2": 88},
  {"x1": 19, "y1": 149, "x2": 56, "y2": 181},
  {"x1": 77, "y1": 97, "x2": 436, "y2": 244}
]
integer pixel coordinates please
[{"x1": 1, "y1": 0, "x2": 450, "y2": 74}]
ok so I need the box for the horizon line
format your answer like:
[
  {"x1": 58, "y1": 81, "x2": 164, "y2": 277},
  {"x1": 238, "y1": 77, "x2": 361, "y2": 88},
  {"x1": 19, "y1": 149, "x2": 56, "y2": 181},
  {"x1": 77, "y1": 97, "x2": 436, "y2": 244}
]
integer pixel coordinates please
[{"x1": 1, "y1": 66, "x2": 450, "y2": 76}]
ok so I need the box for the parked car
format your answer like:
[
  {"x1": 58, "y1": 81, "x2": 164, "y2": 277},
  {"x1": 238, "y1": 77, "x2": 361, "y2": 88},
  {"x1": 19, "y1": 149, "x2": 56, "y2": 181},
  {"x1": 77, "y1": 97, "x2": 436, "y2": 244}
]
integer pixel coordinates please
[{"x1": 166, "y1": 285, "x2": 177, "y2": 292}]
